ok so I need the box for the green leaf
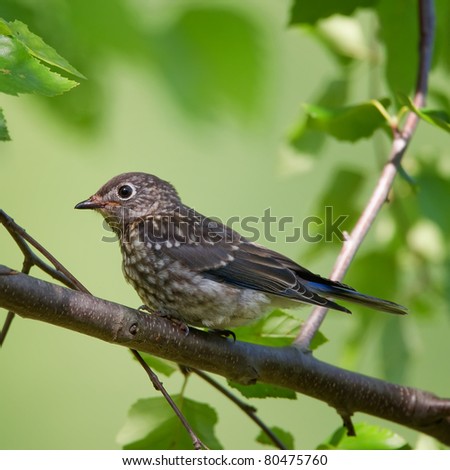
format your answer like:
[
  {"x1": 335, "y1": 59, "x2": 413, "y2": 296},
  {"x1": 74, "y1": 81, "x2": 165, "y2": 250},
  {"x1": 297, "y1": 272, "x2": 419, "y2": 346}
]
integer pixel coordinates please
[
  {"x1": 309, "y1": 328, "x2": 328, "y2": 351},
  {"x1": 8, "y1": 20, "x2": 85, "y2": 79},
  {"x1": 376, "y1": 0, "x2": 418, "y2": 95},
  {"x1": 416, "y1": 159, "x2": 450, "y2": 233},
  {"x1": 300, "y1": 168, "x2": 364, "y2": 266},
  {"x1": 234, "y1": 309, "x2": 327, "y2": 351},
  {"x1": 0, "y1": 35, "x2": 78, "y2": 97},
  {"x1": 0, "y1": 108, "x2": 10, "y2": 141},
  {"x1": 429, "y1": 87, "x2": 450, "y2": 116},
  {"x1": 0, "y1": 18, "x2": 12, "y2": 36},
  {"x1": 152, "y1": 6, "x2": 264, "y2": 121},
  {"x1": 117, "y1": 396, "x2": 222, "y2": 450},
  {"x1": 434, "y1": 0, "x2": 450, "y2": 73},
  {"x1": 340, "y1": 314, "x2": 377, "y2": 371},
  {"x1": 257, "y1": 426, "x2": 295, "y2": 449},
  {"x1": 290, "y1": 79, "x2": 349, "y2": 155},
  {"x1": 233, "y1": 309, "x2": 301, "y2": 347},
  {"x1": 397, "y1": 93, "x2": 450, "y2": 133},
  {"x1": 0, "y1": 13, "x2": 90, "y2": 135},
  {"x1": 304, "y1": 98, "x2": 391, "y2": 142},
  {"x1": 342, "y1": 250, "x2": 400, "y2": 371},
  {"x1": 313, "y1": 168, "x2": 363, "y2": 237},
  {"x1": 315, "y1": 16, "x2": 369, "y2": 63},
  {"x1": 318, "y1": 422, "x2": 411, "y2": 449},
  {"x1": 134, "y1": 352, "x2": 177, "y2": 377},
  {"x1": 347, "y1": 250, "x2": 398, "y2": 303},
  {"x1": 228, "y1": 381, "x2": 297, "y2": 400},
  {"x1": 415, "y1": 434, "x2": 444, "y2": 450},
  {"x1": 290, "y1": 0, "x2": 379, "y2": 25}
]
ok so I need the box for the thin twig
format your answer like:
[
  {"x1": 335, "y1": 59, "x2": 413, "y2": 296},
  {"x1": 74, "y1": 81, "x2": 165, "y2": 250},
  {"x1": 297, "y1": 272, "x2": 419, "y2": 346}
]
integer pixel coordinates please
[
  {"x1": 0, "y1": 249, "x2": 34, "y2": 346},
  {"x1": 0, "y1": 210, "x2": 87, "y2": 292},
  {"x1": 0, "y1": 311, "x2": 15, "y2": 347},
  {"x1": 189, "y1": 367, "x2": 288, "y2": 450},
  {"x1": 339, "y1": 411, "x2": 356, "y2": 437},
  {"x1": 131, "y1": 350, "x2": 208, "y2": 450},
  {"x1": 295, "y1": 0, "x2": 435, "y2": 349}
]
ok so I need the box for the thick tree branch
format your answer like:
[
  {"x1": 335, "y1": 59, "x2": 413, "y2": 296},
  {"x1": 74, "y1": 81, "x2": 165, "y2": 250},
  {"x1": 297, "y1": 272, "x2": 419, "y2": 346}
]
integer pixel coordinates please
[
  {"x1": 295, "y1": 0, "x2": 435, "y2": 349},
  {"x1": 1, "y1": 265, "x2": 449, "y2": 446}
]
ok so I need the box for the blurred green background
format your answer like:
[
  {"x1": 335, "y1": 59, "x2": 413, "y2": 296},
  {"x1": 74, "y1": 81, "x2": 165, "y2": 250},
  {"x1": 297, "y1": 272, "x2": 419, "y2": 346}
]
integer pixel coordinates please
[{"x1": 0, "y1": 0, "x2": 449, "y2": 449}]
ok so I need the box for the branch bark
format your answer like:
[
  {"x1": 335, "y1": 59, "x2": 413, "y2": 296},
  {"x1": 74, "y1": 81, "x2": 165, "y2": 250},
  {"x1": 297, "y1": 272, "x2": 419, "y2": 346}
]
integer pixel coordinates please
[{"x1": 1, "y1": 265, "x2": 449, "y2": 445}]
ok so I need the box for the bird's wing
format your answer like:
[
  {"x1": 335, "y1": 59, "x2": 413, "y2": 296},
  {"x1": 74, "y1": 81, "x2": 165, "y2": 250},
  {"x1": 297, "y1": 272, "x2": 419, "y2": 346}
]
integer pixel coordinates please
[
  {"x1": 202, "y1": 241, "x2": 351, "y2": 312},
  {"x1": 141, "y1": 212, "x2": 350, "y2": 313}
]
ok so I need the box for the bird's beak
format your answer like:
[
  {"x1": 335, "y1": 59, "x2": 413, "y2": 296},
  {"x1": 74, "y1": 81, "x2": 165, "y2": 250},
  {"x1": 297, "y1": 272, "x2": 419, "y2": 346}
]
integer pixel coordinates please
[{"x1": 74, "y1": 195, "x2": 104, "y2": 210}]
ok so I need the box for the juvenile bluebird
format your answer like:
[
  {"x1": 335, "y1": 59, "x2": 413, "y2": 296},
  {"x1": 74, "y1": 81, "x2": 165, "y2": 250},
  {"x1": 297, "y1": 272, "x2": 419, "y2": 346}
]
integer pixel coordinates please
[{"x1": 75, "y1": 172, "x2": 406, "y2": 329}]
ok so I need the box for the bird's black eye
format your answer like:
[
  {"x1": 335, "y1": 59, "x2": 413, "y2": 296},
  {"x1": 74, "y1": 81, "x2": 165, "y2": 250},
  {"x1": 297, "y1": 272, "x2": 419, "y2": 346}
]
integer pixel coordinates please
[{"x1": 117, "y1": 184, "x2": 135, "y2": 200}]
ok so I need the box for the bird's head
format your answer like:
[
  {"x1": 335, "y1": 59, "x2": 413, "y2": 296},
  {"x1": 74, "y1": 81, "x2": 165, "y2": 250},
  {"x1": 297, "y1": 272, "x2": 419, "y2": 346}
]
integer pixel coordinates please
[{"x1": 75, "y1": 172, "x2": 181, "y2": 231}]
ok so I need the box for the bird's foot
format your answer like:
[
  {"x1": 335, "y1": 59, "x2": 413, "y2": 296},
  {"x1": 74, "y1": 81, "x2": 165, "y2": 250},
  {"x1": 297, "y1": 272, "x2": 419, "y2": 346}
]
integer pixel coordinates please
[{"x1": 209, "y1": 329, "x2": 236, "y2": 342}]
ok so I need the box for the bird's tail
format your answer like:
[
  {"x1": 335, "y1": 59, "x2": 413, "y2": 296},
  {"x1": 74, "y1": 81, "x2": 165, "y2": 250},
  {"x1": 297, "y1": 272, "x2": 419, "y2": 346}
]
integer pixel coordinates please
[{"x1": 306, "y1": 282, "x2": 407, "y2": 315}]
